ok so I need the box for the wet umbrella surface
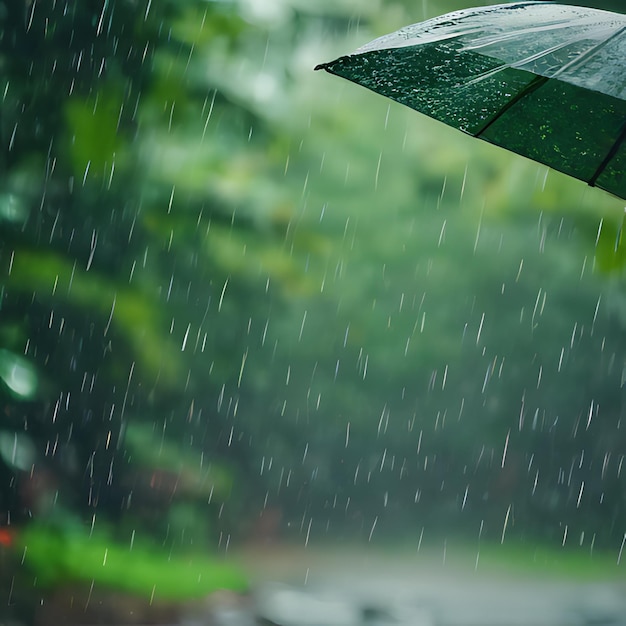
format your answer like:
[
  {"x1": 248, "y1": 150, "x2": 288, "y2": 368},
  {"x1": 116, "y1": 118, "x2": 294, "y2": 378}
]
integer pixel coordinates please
[{"x1": 316, "y1": 2, "x2": 626, "y2": 200}]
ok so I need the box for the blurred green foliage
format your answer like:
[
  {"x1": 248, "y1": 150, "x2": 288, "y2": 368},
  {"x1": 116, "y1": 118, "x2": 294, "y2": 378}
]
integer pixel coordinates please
[
  {"x1": 16, "y1": 523, "x2": 247, "y2": 599},
  {"x1": 0, "y1": 0, "x2": 625, "y2": 603}
]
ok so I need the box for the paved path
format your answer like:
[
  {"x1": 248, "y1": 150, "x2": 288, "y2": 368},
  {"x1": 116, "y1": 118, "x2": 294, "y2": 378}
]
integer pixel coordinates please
[{"x1": 232, "y1": 545, "x2": 626, "y2": 626}]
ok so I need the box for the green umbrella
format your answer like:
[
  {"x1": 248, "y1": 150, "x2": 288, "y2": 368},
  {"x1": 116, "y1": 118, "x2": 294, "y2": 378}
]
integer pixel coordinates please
[{"x1": 316, "y1": 2, "x2": 626, "y2": 200}]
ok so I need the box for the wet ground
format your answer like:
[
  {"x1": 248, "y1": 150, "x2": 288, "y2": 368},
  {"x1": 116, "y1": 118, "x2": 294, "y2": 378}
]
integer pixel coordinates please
[
  {"x1": 2, "y1": 543, "x2": 625, "y2": 625},
  {"x1": 234, "y1": 545, "x2": 626, "y2": 626}
]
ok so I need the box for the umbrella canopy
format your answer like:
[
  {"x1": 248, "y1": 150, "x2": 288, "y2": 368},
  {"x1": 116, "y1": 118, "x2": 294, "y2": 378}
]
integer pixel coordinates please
[{"x1": 315, "y1": 2, "x2": 626, "y2": 200}]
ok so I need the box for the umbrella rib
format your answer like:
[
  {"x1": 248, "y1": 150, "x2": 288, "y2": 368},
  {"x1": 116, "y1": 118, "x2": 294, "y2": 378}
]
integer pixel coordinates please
[
  {"x1": 472, "y1": 74, "x2": 549, "y2": 138},
  {"x1": 550, "y1": 25, "x2": 626, "y2": 82},
  {"x1": 588, "y1": 119, "x2": 626, "y2": 189}
]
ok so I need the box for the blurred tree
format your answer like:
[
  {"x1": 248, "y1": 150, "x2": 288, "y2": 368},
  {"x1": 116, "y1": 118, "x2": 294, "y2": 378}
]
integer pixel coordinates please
[
  {"x1": 0, "y1": 0, "x2": 319, "y2": 541},
  {"x1": 0, "y1": 0, "x2": 624, "y2": 563}
]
